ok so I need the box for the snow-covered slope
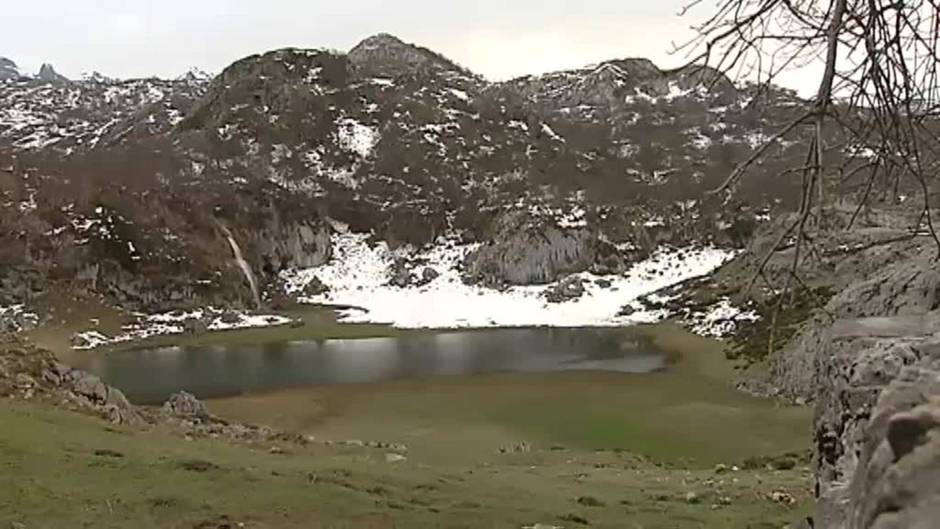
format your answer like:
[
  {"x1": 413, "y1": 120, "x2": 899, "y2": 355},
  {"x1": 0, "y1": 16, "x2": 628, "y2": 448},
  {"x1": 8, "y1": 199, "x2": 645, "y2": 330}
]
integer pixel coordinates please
[
  {"x1": 282, "y1": 229, "x2": 734, "y2": 328},
  {"x1": 0, "y1": 71, "x2": 208, "y2": 151}
]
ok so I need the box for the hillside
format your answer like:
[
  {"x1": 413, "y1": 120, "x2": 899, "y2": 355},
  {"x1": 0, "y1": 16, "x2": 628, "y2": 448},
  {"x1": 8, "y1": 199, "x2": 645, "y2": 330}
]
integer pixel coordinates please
[{"x1": 0, "y1": 34, "x2": 825, "y2": 323}]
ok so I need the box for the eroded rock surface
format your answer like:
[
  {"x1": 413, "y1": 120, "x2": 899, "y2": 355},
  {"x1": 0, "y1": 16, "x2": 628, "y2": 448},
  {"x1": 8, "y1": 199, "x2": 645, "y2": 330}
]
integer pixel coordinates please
[
  {"x1": 0, "y1": 57, "x2": 20, "y2": 80},
  {"x1": 464, "y1": 213, "x2": 624, "y2": 287},
  {"x1": 813, "y1": 314, "x2": 940, "y2": 528},
  {"x1": 0, "y1": 335, "x2": 140, "y2": 424}
]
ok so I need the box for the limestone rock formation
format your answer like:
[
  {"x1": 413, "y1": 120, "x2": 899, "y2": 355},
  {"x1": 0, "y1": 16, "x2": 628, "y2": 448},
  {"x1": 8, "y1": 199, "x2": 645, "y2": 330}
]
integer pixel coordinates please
[
  {"x1": 251, "y1": 218, "x2": 333, "y2": 277},
  {"x1": 813, "y1": 314, "x2": 940, "y2": 528},
  {"x1": 0, "y1": 336, "x2": 140, "y2": 424},
  {"x1": 348, "y1": 33, "x2": 472, "y2": 78},
  {"x1": 0, "y1": 335, "x2": 318, "y2": 444},
  {"x1": 162, "y1": 391, "x2": 210, "y2": 419},
  {"x1": 0, "y1": 57, "x2": 20, "y2": 80},
  {"x1": 465, "y1": 213, "x2": 623, "y2": 287},
  {"x1": 36, "y1": 63, "x2": 68, "y2": 83}
]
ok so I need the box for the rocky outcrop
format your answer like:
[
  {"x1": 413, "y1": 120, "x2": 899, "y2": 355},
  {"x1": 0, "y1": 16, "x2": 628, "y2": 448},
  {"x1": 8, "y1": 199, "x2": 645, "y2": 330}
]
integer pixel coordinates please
[
  {"x1": 348, "y1": 33, "x2": 473, "y2": 78},
  {"x1": 813, "y1": 314, "x2": 940, "y2": 528},
  {"x1": 0, "y1": 336, "x2": 311, "y2": 444},
  {"x1": 0, "y1": 305, "x2": 38, "y2": 334},
  {"x1": 544, "y1": 276, "x2": 587, "y2": 303},
  {"x1": 466, "y1": 226, "x2": 595, "y2": 286},
  {"x1": 36, "y1": 63, "x2": 68, "y2": 83},
  {"x1": 507, "y1": 59, "x2": 738, "y2": 117},
  {"x1": 762, "y1": 241, "x2": 940, "y2": 402},
  {"x1": 0, "y1": 336, "x2": 140, "y2": 424},
  {"x1": 387, "y1": 257, "x2": 440, "y2": 288},
  {"x1": 852, "y1": 392, "x2": 940, "y2": 528},
  {"x1": 687, "y1": 204, "x2": 933, "y2": 401},
  {"x1": 162, "y1": 391, "x2": 210, "y2": 419},
  {"x1": 464, "y1": 213, "x2": 625, "y2": 287},
  {"x1": 250, "y1": 217, "x2": 332, "y2": 277},
  {"x1": 0, "y1": 57, "x2": 20, "y2": 80}
]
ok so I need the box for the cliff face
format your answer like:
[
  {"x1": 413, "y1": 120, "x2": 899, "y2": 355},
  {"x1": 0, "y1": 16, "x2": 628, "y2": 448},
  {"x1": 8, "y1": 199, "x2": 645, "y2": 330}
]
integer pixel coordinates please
[
  {"x1": 463, "y1": 211, "x2": 625, "y2": 286},
  {"x1": 813, "y1": 315, "x2": 940, "y2": 528},
  {"x1": 0, "y1": 57, "x2": 20, "y2": 80}
]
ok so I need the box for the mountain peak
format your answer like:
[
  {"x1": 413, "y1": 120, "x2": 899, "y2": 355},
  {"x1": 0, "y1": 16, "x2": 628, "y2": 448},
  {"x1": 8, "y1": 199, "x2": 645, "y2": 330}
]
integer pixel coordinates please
[
  {"x1": 353, "y1": 33, "x2": 407, "y2": 50},
  {"x1": 348, "y1": 33, "x2": 470, "y2": 78},
  {"x1": 178, "y1": 67, "x2": 212, "y2": 82},
  {"x1": 0, "y1": 57, "x2": 21, "y2": 80},
  {"x1": 37, "y1": 63, "x2": 68, "y2": 83}
]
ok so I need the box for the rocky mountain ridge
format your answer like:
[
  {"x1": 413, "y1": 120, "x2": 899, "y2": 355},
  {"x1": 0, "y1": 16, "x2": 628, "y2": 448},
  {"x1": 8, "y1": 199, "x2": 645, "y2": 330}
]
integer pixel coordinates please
[
  {"x1": 0, "y1": 57, "x2": 69, "y2": 83},
  {"x1": 0, "y1": 34, "x2": 820, "y2": 312}
]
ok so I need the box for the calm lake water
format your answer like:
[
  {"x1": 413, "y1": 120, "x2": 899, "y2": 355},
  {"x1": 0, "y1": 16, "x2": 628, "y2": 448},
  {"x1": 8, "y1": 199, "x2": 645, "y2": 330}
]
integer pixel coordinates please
[{"x1": 72, "y1": 328, "x2": 667, "y2": 404}]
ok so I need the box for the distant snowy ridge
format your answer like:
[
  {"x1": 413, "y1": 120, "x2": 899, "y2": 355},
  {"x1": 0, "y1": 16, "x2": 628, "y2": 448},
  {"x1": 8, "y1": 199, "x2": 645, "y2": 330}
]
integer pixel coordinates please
[{"x1": 282, "y1": 232, "x2": 736, "y2": 329}]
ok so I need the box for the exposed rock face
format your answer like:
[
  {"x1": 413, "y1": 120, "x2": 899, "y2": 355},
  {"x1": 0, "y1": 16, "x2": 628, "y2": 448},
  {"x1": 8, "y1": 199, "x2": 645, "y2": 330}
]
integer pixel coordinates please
[
  {"x1": 250, "y1": 217, "x2": 333, "y2": 277},
  {"x1": 299, "y1": 275, "x2": 329, "y2": 297},
  {"x1": 659, "y1": 205, "x2": 940, "y2": 527},
  {"x1": 348, "y1": 33, "x2": 471, "y2": 77},
  {"x1": 0, "y1": 57, "x2": 19, "y2": 80},
  {"x1": 388, "y1": 257, "x2": 415, "y2": 288},
  {"x1": 0, "y1": 305, "x2": 38, "y2": 333},
  {"x1": 466, "y1": 227, "x2": 595, "y2": 286},
  {"x1": 163, "y1": 391, "x2": 210, "y2": 419},
  {"x1": 420, "y1": 267, "x2": 440, "y2": 285},
  {"x1": 1, "y1": 69, "x2": 208, "y2": 150},
  {"x1": 813, "y1": 314, "x2": 940, "y2": 528},
  {"x1": 507, "y1": 60, "x2": 738, "y2": 117},
  {"x1": 0, "y1": 336, "x2": 140, "y2": 424},
  {"x1": 464, "y1": 212, "x2": 617, "y2": 286},
  {"x1": 763, "y1": 241, "x2": 940, "y2": 403},
  {"x1": 36, "y1": 63, "x2": 68, "y2": 83}
]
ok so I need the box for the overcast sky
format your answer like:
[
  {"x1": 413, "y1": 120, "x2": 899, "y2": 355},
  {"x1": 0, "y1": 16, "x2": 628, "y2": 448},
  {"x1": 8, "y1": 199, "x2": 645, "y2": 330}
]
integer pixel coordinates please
[{"x1": 2, "y1": 1, "x2": 819, "y2": 92}]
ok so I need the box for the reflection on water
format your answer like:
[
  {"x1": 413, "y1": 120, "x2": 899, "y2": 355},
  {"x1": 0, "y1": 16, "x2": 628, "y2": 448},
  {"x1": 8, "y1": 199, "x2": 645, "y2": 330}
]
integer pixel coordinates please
[{"x1": 73, "y1": 328, "x2": 666, "y2": 404}]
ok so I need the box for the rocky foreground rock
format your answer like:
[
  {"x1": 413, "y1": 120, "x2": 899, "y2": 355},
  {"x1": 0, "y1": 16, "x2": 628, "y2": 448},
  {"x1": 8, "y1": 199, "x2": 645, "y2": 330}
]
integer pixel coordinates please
[
  {"x1": 0, "y1": 334, "x2": 296, "y2": 441},
  {"x1": 0, "y1": 334, "x2": 409, "y2": 454},
  {"x1": 0, "y1": 336, "x2": 141, "y2": 424},
  {"x1": 814, "y1": 314, "x2": 940, "y2": 528},
  {"x1": 658, "y1": 204, "x2": 940, "y2": 528}
]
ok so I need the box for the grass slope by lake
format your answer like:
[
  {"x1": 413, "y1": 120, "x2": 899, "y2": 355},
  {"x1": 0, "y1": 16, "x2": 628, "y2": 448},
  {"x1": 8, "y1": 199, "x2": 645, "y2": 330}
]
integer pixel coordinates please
[{"x1": 0, "y1": 401, "x2": 811, "y2": 529}]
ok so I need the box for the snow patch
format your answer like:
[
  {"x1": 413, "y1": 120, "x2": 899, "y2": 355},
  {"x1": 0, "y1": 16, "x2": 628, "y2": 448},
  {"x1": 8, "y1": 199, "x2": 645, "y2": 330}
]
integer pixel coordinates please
[
  {"x1": 449, "y1": 88, "x2": 470, "y2": 102},
  {"x1": 282, "y1": 233, "x2": 735, "y2": 329},
  {"x1": 540, "y1": 123, "x2": 566, "y2": 143},
  {"x1": 0, "y1": 304, "x2": 39, "y2": 332},
  {"x1": 70, "y1": 309, "x2": 294, "y2": 350},
  {"x1": 688, "y1": 298, "x2": 759, "y2": 337},
  {"x1": 337, "y1": 118, "x2": 380, "y2": 158}
]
